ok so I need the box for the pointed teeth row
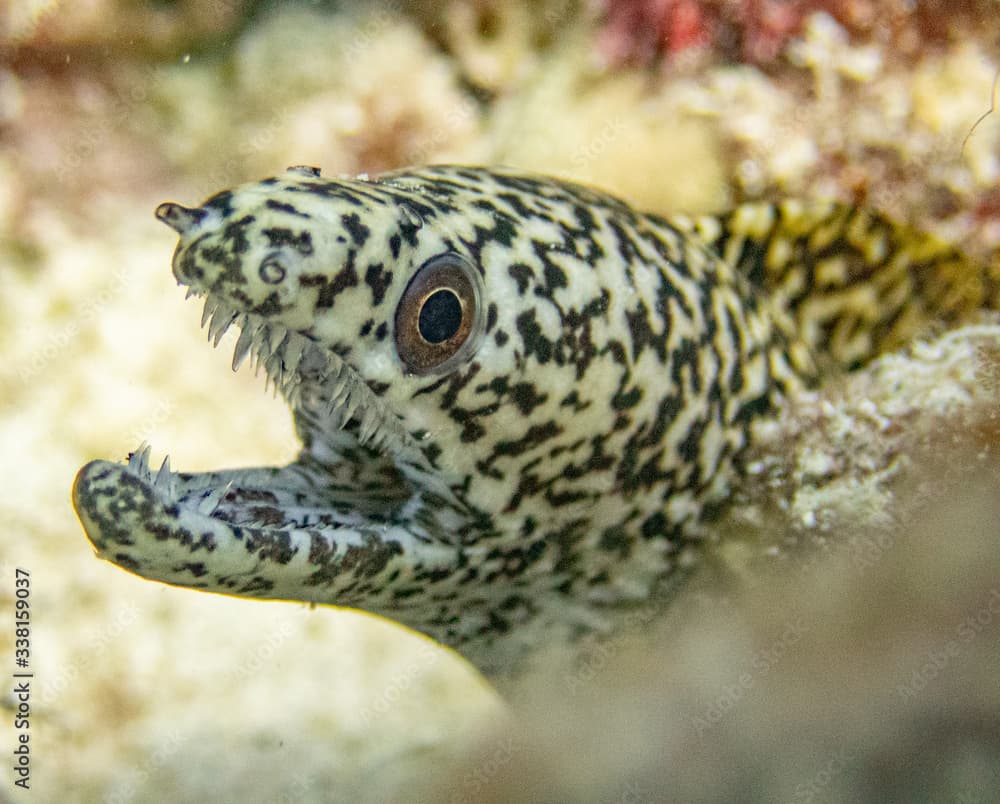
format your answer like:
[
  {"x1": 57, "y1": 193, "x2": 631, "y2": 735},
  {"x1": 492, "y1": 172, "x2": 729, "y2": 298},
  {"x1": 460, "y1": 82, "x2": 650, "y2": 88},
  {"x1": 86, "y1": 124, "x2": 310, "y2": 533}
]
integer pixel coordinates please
[
  {"x1": 230, "y1": 311, "x2": 312, "y2": 400},
  {"x1": 207, "y1": 303, "x2": 239, "y2": 346},
  {"x1": 231, "y1": 315, "x2": 260, "y2": 371},
  {"x1": 154, "y1": 455, "x2": 171, "y2": 487},
  {"x1": 250, "y1": 322, "x2": 273, "y2": 362},
  {"x1": 197, "y1": 295, "x2": 308, "y2": 400},
  {"x1": 127, "y1": 444, "x2": 178, "y2": 498},
  {"x1": 200, "y1": 295, "x2": 221, "y2": 328},
  {"x1": 154, "y1": 455, "x2": 178, "y2": 498},
  {"x1": 282, "y1": 335, "x2": 306, "y2": 376},
  {"x1": 357, "y1": 409, "x2": 381, "y2": 445},
  {"x1": 196, "y1": 481, "x2": 232, "y2": 516},
  {"x1": 196, "y1": 295, "x2": 406, "y2": 454},
  {"x1": 201, "y1": 294, "x2": 239, "y2": 345},
  {"x1": 323, "y1": 371, "x2": 384, "y2": 446}
]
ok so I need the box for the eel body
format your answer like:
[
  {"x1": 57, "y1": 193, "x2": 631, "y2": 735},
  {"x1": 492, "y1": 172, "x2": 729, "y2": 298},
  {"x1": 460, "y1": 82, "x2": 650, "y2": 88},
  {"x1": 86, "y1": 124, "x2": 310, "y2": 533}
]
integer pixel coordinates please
[{"x1": 72, "y1": 165, "x2": 997, "y2": 674}]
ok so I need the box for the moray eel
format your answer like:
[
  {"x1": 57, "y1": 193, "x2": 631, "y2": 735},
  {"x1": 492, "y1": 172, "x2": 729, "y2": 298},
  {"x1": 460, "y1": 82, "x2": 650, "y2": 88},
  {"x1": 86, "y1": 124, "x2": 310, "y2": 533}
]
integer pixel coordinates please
[{"x1": 72, "y1": 165, "x2": 998, "y2": 675}]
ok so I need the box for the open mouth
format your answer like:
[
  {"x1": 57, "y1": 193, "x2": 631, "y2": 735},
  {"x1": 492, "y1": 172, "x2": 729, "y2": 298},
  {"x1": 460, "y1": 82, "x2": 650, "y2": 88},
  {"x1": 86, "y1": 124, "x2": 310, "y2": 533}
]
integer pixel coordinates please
[{"x1": 72, "y1": 288, "x2": 429, "y2": 606}]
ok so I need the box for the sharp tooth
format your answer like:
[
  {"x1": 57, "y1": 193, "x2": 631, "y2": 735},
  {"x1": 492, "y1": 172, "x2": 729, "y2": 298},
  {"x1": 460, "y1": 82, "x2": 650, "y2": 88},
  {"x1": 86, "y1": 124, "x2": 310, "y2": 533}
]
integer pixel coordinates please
[
  {"x1": 285, "y1": 383, "x2": 302, "y2": 409},
  {"x1": 185, "y1": 287, "x2": 197, "y2": 300},
  {"x1": 338, "y1": 390, "x2": 361, "y2": 426},
  {"x1": 272, "y1": 329, "x2": 291, "y2": 356},
  {"x1": 130, "y1": 442, "x2": 152, "y2": 478},
  {"x1": 154, "y1": 455, "x2": 172, "y2": 489},
  {"x1": 281, "y1": 372, "x2": 300, "y2": 398},
  {"x1": 251, "y1": 324, "x2": 273, "y2": 360},
  {"x1": 230, "y1": 315, "x2": 254, "y2": 371},
  {"x1": 128, "y1": 441, "x2": 148, "y2": 471},
  {"x1": 357, "y1": 411, "x2": 380, "y2": 445},
  {"x1": 265, "y1": 351, "x2": 284, "y2": 385},
  {"x1": 213, "y1": 314, "x2": 237, "y2": 346},
  {"x1": 208, "y1": 304, "x2": 236, "y2": 345},
  {"x1": 234, "y1": 317, "x2": 265, "y2": 371},
  {"x1": 326, "y1": 381, "x2": 351, "y2": 411},
  {"x1": 324, "y1": 390, "x2": 342, "y2": 420},
  {"x1": 282, "y1": 334, "x2": 306, "y2": 376},
  {"x1": 197, "y1": 482, "x2": 232, "y2": 516},
  {"x1": 201, "y1": 296, "x2": 220, "y2": 328},
  {"x1": 326, "y1": 360, "x2": 349, "y2": 388}
]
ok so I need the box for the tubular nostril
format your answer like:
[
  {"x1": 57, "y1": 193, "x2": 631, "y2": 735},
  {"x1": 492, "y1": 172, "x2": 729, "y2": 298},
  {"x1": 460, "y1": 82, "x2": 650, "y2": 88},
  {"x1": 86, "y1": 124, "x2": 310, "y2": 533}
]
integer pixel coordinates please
[{"x1": 155, "y1": 202, "x2": 208, "y2": 234}]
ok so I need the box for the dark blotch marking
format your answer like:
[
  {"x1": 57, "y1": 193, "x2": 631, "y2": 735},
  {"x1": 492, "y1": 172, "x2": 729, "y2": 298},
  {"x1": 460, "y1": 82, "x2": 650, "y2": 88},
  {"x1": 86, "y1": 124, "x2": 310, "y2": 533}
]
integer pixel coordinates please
[
  {"x1": 510, "y1": 383, "x2": 547, "y2": 415},
  {"x1": 508, "y1": 264, "x2": 533, "y2": 295},
  {"x1": 203, "y1": 190, "x2": 235, "y2": 216},
  {"x1": 364, "y1": 263, "x2": 392, "y2": 306},
  {"x1": 262, "y1": 227, "x2": 314, "y2": 256},
  {"x1": 493, "y1": 420, "x2": 561, "y2": 459},
  {"x1": 515, "y1": 310, "x2": 553, "y2": 364},
  {"x1": 301, "y1": 251, "x2": 360, "y2": 310},
  {"x1": 641, "y1": 512, "x2": 668, "y2": 540},
  {"x1": 223, "y1": 215, "x2": 257, "y2": 255},
  {"x1": 265, "y1": 199, "x2": 311, "y2": 218},
  {"x1": 341, "y1": 212, "x2": 371, "y2": 246},
  {"x1": 598, "y1": 527, "x2": 631, "y2": 558},
  {"x1": 245, "y1": 529, "x2": 297, "y2": 564}
]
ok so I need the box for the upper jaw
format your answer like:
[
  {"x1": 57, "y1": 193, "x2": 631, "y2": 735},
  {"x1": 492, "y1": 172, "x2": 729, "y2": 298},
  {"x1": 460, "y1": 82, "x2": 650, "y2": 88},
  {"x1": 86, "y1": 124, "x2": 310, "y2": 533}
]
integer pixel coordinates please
[{"x1": 195, "y1": 286, "x2": 416, "y2": 455}]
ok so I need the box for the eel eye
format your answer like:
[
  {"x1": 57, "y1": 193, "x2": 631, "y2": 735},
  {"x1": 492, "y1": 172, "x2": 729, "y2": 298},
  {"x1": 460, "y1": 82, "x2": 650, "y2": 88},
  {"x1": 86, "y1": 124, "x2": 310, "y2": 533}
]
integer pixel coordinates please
[
  {"x1": 395, "y1": 253, "x2": 484, "y2": 375},
  {"x1": 259, "y1": 255, "x2": 287, "y2": 284}
]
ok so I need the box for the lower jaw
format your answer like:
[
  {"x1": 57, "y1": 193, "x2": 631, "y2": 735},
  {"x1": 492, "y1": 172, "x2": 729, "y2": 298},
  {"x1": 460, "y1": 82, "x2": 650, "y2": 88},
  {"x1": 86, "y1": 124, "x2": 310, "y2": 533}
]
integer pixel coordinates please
[{"x1": 71, "y1": 449, "x2": 417, "y2": 608}]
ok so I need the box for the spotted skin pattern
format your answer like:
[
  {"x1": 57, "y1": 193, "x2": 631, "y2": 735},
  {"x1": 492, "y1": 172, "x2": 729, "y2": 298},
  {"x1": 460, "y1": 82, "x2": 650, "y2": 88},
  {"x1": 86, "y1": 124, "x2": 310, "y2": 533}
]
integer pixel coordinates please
[{"x1": 73, "y1": 165, "x2": 998, "y2": 675}]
